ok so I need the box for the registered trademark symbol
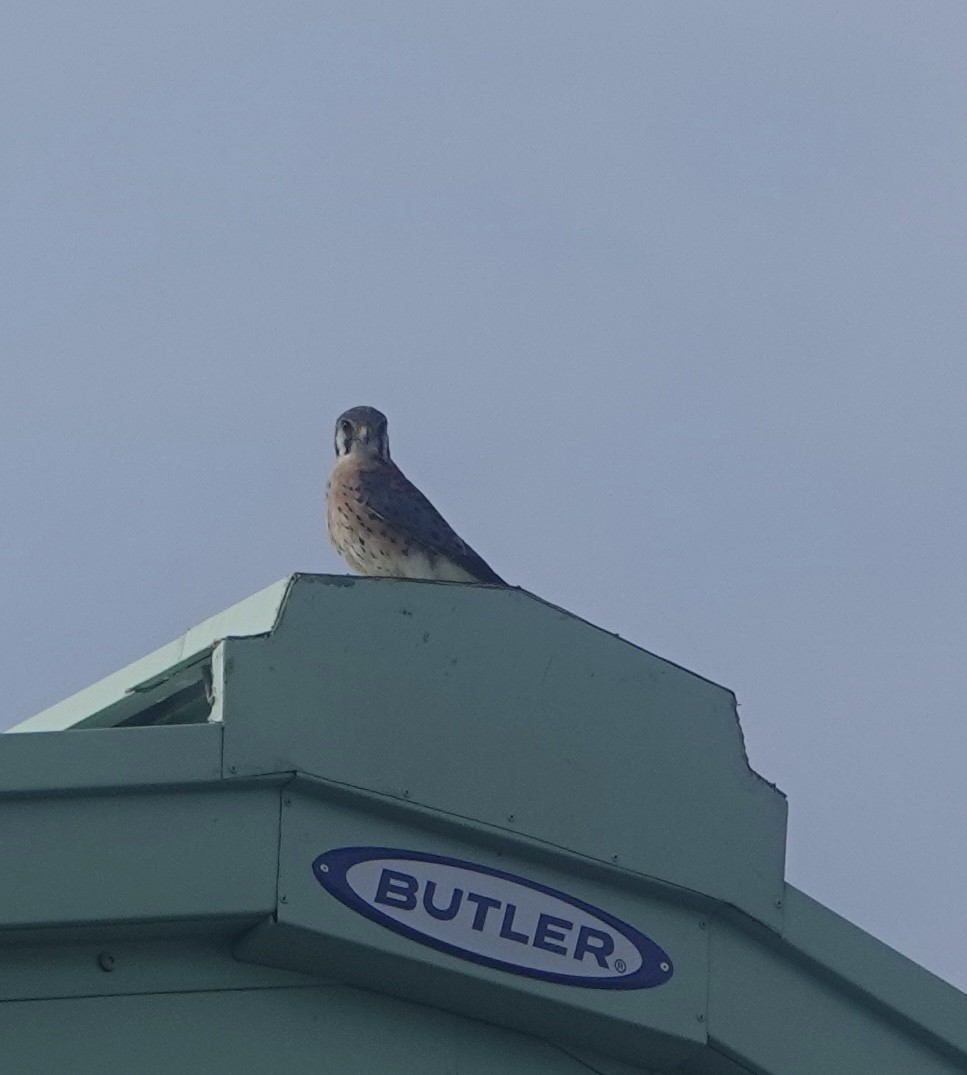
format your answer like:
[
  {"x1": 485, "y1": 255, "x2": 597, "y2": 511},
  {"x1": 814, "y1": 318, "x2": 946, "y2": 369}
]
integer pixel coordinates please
[{"x1": 613, "y1": 958, "x2": 627, "y2": 974}]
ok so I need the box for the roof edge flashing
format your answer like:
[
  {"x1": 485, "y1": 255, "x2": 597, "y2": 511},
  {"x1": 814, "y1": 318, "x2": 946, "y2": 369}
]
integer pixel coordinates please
[{"x1": 7, "y1": 577, "x2": 293, "y2": 733}]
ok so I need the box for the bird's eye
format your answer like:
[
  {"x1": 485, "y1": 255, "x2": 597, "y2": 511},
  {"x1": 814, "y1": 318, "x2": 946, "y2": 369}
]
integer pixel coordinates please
[{"x1": 340, "y1": 420, "x2": 353, "y2": 439}]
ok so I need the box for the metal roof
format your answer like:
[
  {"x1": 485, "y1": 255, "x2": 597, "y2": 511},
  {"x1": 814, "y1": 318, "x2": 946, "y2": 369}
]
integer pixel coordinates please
[{"x1": 2, "y1": 574, "x2": 965, "y2": 1074}]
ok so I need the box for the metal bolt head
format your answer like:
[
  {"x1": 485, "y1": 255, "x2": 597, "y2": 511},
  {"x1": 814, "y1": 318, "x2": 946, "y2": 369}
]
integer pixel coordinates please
[{"x1": 97, "y1": 952, "x2": 115, "y2": 973}]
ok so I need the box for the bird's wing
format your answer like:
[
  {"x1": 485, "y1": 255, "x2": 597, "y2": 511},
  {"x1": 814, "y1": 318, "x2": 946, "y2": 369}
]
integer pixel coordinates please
[{"x1": 359, "y1": 465, "x2": 507, "y2": 586}]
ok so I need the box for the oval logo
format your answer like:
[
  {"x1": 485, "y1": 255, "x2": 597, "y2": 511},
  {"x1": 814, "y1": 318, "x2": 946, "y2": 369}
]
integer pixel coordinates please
[{"x1": 312, "y1": 847, "x2": 673, "y2": 989}]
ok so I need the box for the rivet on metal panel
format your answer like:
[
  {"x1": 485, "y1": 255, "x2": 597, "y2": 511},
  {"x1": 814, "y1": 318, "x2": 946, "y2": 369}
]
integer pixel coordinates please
[
  {"x1": 402, "y1": 789, "x2": 410, "y2": 798},
  {"x1": 611, "y1": 854, "x2": 619, "y2": 863},
  {"x1": 229, "y1": 765, "x2": 237, "y2": 774},
  {"x1": 697, "y1": 1013, "x2": 705, "y2": 1023},
  {"x1": 280, "y1": 894, "x2": 288, "y2": 903},
  {"x1": 97, "y1": 952, "x2": 115, "y2": 972},
  {"x1": 699, "y1": 920, "x2": 707, "y2": 930},
  {"x1": 284, "y1": 797, "x2": 292, "y2": 807},
  {"x1": 775, "y1": 897, "x2": 784, "y2": 909},
  {"x1": 507, "y1": 814, "x2": 515, "y2": 823}
]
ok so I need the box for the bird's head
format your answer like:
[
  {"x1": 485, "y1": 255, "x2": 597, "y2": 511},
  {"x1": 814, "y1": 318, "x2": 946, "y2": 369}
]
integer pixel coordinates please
[{"x1": 334, "y1": 405, "x2": 390, "y2": 461}]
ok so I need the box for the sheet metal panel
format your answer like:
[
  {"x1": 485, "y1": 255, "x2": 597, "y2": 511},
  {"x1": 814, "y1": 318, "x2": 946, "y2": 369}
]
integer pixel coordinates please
[
  {"x1": 782, "y1": 885, "x2": 967, "y2": 1060},
  {"x1": 706, "y1": 917, "x2": 967, "y2": 1075},
  {"x1": 0, "y1": 786, "x2": 279, "y2": 930},
  {"x1": 234, "y1": 786, "x2": 707, "y2": 1071},
  {"x1": 0, "y1": 724, "x2": 222, "y2": 795},
  {"x1": 0, "y1": 987, "x2": 655, "y2": 1075},
  {"x1": 220, "y1": 575, "x2": 787, "y2": 928},
  {"x1": 0, "y1": 935, "x2": 316, "y2": 1004}
]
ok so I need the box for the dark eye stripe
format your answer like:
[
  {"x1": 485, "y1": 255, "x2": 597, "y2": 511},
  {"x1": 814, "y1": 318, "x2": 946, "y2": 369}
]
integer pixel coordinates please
[{"x1": 336, "y1": 420, "x2": 354, "y2": 455}]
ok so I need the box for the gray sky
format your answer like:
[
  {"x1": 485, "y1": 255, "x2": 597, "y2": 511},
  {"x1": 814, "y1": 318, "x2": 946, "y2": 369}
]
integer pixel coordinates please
[{"x1": 3, "y1": 2, "x2": 966, "y2": 991}]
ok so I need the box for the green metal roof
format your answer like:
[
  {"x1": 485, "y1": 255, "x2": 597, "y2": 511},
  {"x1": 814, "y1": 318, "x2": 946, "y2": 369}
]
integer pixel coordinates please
[
  {"x1": 7, "y1": 576, "x2": 291, "y2": 734},
  {"x1": 2, "y1": 574, "x2": 965, "y2": 1074}
]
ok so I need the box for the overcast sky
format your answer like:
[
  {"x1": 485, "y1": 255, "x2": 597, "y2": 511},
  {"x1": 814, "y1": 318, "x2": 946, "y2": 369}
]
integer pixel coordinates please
[{"x1": 3, "y1": 3, "x2": 965, "y2": 992}]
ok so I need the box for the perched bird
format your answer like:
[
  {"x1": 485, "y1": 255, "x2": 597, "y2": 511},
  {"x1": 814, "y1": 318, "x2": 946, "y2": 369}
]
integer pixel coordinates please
[{"x1": 326, "y1": 405, "x2": 507, "y2": 586}]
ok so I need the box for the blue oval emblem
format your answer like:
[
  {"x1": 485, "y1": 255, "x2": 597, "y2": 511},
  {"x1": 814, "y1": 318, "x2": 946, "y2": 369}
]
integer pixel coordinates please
[{"x1": 312, "y1": 847, "x2": 673, "y2": 989}]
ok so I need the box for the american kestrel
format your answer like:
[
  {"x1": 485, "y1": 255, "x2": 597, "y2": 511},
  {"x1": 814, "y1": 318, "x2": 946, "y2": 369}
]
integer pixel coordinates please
[{"x1": 326, "y1": 405, "x2": 507, "y2": 586}]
